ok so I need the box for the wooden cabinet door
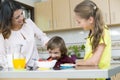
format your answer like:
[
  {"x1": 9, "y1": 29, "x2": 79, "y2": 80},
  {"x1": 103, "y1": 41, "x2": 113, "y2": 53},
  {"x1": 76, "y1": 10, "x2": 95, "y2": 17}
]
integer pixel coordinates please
[
  {"x1": 70, "y1": 0, "x2": 83, "y2": 28},
  {"x1": 92, "y1": 0, "x2": 110, "y2": 25},
  {"x1": 70, "y1": 0, "x2": 110, "y2": 28},
  {"x1": 52, "y1": 0, "x2": 71, "y2": 30},
  {"x1": 35, "y1": 0, "x2": 53, "y2": 31},
  {"x1": 110, "y1": 0, "x2": 120, "y2": 24},
  {"x1": 111, "y1": 75, "x2": 116, "y2": 80}
]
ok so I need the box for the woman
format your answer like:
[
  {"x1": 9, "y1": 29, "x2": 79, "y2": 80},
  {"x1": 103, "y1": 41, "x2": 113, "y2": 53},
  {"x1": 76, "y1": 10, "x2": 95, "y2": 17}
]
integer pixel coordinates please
[{"x1": 0, "y1": 0, "x2": 49, "y2": 68}]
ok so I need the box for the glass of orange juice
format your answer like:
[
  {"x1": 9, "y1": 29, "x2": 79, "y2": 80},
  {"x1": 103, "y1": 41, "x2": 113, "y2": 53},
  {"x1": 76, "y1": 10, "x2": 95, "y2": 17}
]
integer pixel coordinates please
[
  {"x1": 12, "y1": 45, "x2": 26, "y2": 70},
  {"x1": 13, "y1": 58, "x2": 26, "y2": 70}
]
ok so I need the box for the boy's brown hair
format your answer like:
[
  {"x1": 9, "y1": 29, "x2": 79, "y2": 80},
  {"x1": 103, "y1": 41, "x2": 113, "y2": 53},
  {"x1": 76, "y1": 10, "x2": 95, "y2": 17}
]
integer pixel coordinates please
[{"x1": 47, "y1": 36, "x2": 67, "y2": 56}]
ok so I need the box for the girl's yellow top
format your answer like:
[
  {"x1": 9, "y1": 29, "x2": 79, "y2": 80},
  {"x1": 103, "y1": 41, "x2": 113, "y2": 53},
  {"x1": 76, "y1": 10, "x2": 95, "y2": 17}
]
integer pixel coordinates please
[{"x1": 84, "y1": 26, "x2": 111, "y2": 80}]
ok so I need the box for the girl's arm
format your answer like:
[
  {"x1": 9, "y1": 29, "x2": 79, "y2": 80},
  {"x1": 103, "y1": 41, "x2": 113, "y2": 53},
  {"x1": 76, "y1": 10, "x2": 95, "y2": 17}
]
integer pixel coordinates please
[
  {"x1": 76, "y1": 43, "x2": 105, "y2": 66},
  {"x1": 27, "y1": 19, "x2": 49, "y2": 46}
]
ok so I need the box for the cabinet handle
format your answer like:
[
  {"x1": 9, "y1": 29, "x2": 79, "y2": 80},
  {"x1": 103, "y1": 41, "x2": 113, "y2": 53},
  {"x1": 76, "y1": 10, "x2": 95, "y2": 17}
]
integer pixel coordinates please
[
  {"x1": 54, "y1": 19, "x2": 57, "y2": 28},
  {"x1": 104, "y1": 13, "x2": 108, "y2": 23},
  {"x1": 48, "y1": 20, "x2": 50, "y2": 28},
  {"x1": 112, "y1": 12, "x2": 116, "y2": 22},
  {"x1": 73, "y1": 19, "x2": 75, "y2": 27},
  {"x1": 73, "y1": 18, "x2": 78, "y2": 27}
]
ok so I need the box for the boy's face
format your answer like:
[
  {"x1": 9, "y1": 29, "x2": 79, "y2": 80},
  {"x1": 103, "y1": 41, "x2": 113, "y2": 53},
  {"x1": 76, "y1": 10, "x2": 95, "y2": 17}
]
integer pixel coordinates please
[{"x1": 48, "y1": 48, "x2": 61, "y2": 60}]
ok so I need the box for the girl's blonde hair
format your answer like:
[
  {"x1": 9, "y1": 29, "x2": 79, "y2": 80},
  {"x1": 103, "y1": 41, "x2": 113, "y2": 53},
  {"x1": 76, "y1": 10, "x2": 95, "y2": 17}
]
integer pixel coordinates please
[{"x1": 74, "y1": 0, "x2": 105, "y2": 52}]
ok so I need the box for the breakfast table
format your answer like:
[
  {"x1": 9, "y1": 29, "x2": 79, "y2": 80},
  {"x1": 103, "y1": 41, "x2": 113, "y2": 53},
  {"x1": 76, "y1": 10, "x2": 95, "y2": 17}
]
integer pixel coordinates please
[{"x1": 0, "y1": 64, "x2": 120, "y2": 80}]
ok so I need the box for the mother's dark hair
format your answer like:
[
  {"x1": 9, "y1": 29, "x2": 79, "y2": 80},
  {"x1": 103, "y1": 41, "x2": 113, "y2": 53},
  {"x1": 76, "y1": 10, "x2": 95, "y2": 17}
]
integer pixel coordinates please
[{"x1": 0, "y1": 0, "x2": 22, "y2": 39}]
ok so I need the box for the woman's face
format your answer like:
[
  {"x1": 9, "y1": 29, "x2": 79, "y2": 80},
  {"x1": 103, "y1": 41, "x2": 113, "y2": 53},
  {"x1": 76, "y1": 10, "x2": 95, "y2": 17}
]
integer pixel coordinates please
[
  {"x1": 75, "y1": 14, "x2": 93, "y2": 31},
  {"x1": 48, "y1": 48, "x2": 62, "y2": 60},
  {"x1": 12, "y1": 9, "x2": 24, "y2": 27}
]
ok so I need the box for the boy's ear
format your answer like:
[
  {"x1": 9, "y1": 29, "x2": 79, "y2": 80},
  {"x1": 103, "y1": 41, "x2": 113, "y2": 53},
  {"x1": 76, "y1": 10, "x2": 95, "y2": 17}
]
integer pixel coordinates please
[{"x1": 88, "y1": 16, "x2": 94, "y2": 24}]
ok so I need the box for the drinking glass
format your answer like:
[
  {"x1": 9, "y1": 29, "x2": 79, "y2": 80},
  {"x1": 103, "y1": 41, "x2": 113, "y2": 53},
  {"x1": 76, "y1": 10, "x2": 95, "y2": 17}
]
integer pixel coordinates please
[{"x1": 12, "y1": 44, "x2": 26, "y2": 70}]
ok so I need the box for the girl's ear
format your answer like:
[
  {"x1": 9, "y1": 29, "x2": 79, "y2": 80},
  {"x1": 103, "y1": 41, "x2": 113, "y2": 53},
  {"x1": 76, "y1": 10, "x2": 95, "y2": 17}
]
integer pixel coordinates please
[{"x1": 88, "y1": 16, "x2": 94, "y2": 24}]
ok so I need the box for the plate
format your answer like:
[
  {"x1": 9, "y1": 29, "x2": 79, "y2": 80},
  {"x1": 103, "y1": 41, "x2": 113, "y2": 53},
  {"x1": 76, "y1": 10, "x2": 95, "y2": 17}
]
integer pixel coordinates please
[{"x1": 60, "y1": 64, "x2": 75, "y2": 69}]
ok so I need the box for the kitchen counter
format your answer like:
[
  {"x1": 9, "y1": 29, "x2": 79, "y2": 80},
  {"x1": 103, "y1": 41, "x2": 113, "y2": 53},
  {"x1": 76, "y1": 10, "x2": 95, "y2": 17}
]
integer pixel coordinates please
[{"x1": 0, "y1": 64, "x2": 120, "y2": 79}]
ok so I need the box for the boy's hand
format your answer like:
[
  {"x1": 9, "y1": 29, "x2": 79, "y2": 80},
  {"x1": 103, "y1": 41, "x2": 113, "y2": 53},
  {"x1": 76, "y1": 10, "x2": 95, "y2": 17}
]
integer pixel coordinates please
[{"x1": 38, "y1": 58, "x2": 43, "y2": 61}]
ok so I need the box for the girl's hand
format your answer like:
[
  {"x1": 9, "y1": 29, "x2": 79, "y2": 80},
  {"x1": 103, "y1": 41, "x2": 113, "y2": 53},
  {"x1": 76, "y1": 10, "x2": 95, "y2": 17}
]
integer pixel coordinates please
[
  {"x1": 75, "y1": 59, "x2": 84, "y2": 66},
  {"x1": 76, "y1": 44, "x2": 105, "y2": 66}
]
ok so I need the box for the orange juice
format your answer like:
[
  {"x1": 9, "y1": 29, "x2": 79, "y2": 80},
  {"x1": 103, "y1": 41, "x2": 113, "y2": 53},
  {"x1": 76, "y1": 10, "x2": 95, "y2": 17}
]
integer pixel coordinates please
[{"x1": 13, "y1": 58, "x2": 26, "y2": 69}]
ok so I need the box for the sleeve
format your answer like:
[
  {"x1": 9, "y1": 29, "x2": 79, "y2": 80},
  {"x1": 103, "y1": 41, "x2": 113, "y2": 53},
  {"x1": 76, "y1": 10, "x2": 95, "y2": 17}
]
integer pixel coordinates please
[
  {"x1": 0, "y1": 34, "x2": 7, "y2": 68},
  {"x1": 66, "y1": 57, "x2": 75, "y2": 64},
  {"x1": 26, "y1": 19, "x2": 49, "y2": 46},
  {"x1": 99, "y1": 29, "x2": 111, "y2": 45},
  {"x1": 99, "y1": 36, "x2": 105, "y2": 44}
]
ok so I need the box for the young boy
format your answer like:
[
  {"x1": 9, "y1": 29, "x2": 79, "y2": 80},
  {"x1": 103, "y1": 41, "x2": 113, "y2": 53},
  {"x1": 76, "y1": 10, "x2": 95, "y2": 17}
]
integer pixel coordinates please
[{"x1": 47, "y1": 36, "x2": 75, "y2": 69}]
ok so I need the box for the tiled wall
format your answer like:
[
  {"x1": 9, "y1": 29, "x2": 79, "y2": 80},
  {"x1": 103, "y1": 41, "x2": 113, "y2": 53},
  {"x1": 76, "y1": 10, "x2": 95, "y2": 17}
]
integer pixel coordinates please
[
  {"x1": 45, "y1": 26, "x2": 120, "y2": 57},
  {"x1": 46, "y1": 27, "x2": 120, "y2": 44},
  {"x1": 36, "y1": 26, "x2": 120, "y2": 58},
  {"x1": 46, "y1": 30, "x2": 88, "y2": 44}
]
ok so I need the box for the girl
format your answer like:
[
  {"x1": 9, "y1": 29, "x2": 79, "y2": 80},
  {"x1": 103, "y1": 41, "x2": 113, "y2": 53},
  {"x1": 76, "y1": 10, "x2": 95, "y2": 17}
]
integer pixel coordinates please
[
  {"x1": 47, "y1": 36, "x2": 75, "y2": 69},
  {"x1": 74, "y1": 0, "x2": 111, "y2": 80}
]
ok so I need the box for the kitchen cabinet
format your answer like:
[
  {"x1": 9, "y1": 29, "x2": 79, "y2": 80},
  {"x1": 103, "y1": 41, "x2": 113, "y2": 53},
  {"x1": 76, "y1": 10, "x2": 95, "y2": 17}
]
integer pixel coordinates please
[
  {"x1": 70, "y1": 0, "x2": 110, "y2": 28},
  {"x1": 70, "y1": 0, "x2": 120, "y2": 26},
  {"x1": 70, "y1": 0, "x2": 83, "y2": 28},
  {"x1": 116, "y1": 73, "x2": 120, "y2": 80},
  {"x1": 35, "y1": 0, "x2": 53, "y2": 31},
  {"x1": 35, "y1": 0, "x2": 71, "y2": 31},
  {"x1": 92, "y1": 0, "x2": 110, "y2": 25},
  {"x1": 109, "y1": 0, "x2": 120, "y2": 24},
  {"x1": 52, "y1": 0, "x2": 71, "y2": 30},
  {"x1": 93, "y1": 0, "x2": 120, "y2": 25},
  {"x1": 35, "y1": 0, "x2": 120, "y2": 32},
  {"x1": 111, "y1": 75, "x2": 119, "y2": 80},
  {"x1": 111, "y1": 76, "x2": 116, "y2": 80},
  {"x1": 111, "y1": 73, "x2": 120, "y2": 80},
  {"x1": 15, "y1": 1, "x2": 34, "y2": 21}
]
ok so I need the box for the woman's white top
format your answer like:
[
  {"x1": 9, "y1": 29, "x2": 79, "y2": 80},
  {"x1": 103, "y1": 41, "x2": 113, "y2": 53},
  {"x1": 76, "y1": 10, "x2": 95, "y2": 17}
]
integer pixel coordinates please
[{"x1": 0, "y1": 19, "x2": 49, "y2": 68}]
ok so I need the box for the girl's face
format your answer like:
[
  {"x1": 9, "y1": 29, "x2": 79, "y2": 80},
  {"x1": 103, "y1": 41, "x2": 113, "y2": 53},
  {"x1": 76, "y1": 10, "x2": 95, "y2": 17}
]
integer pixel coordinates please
[
  {"x1": 12, "y1": 9, "x2": 24, "y2": 27},
  {"x1": 75, "y1": 14, "x2": 94, "y2": 31},
  {"x1": 48, "y1": 48, "x2": 61, "y2": 60}
]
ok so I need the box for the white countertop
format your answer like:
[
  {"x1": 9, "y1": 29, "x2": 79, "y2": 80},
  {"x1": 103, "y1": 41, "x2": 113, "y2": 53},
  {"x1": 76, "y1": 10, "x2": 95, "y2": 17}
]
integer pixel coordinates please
[{"x1": 0, "y1": 64, "x2": 120, "y2": 79}]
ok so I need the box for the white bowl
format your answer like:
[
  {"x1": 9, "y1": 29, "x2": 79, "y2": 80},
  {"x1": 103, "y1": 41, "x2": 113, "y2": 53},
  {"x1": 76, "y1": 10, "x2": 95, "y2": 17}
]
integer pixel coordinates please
[{"x1": 35, "y1": 60, "x2": 57, "y2": 68}]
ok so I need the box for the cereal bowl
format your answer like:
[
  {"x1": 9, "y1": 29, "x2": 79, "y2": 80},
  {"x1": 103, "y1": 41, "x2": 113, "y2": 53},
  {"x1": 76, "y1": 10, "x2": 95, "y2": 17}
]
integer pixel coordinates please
[{"x1": 35, "y1": 60, "x2": 57, "y2": 70}]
